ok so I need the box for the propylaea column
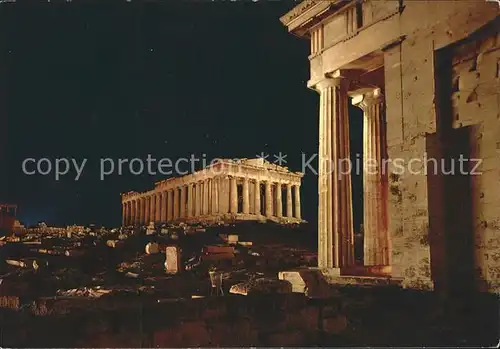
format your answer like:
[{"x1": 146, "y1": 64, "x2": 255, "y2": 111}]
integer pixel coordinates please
[
  {"x1": 276, "y1": 183, "x2": 283, "y2": 217},
  {"x1": 254, "y1": 180, "x2": 261, "y2": 215},
  {"x1": 315, "y1": 73, "x2": 354, "y2": 269},
  {"x1": 265, "y1": 181, "x2": 272, "y2": 217},
  {"x1": 242, "y1": 177, "x2": 250, "y2": 214},
  {"x1": 230, "y1": 176, "x2": 238, "y2": 214},
  {"x1": 352, "y1": 88, "x2": 390, "y2": 266}
]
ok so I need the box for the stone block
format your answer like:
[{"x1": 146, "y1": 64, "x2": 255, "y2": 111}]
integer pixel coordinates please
[{"x1": 165, "y1": 246, "x2": 182, "y2": 274}]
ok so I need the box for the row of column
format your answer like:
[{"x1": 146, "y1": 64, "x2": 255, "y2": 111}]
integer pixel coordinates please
[
  {"x1": 122, "y1": 176, "x2": 302, "y2": 226},
  {"x1": 229, "y1": 177, "x2": 301, "y2": 220},
  {"x1": 314, "y1": 71, "x2": 389, "y2": 269}
]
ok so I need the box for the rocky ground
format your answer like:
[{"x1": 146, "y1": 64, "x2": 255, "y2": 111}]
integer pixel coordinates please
[{"x1": 0, "y1": 222, "x2": 497, "y2": 347}]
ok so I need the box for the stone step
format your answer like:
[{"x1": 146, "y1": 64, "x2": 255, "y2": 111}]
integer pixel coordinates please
[{"x1": 279, "y1": 268, "x2": 403, "y2": 298}]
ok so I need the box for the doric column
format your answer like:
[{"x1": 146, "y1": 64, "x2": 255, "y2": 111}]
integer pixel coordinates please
[
  {"x1": 161, "y1": 192, "x2": 167, "y2": 223},
  {"x1": 126, "y1": 202, "x2": 130, "y2": 226},
  {"x1": 314, "y1": 73, "x2": 354, "y2": 269},
  {"x1": 286, "y1": 184, "x2": 293, "y2": 218},
  {"x1": 254, "y1": 180, "x2": 261, "y2": 215},
  {"x1": 265, "y1": 181, "x2": 272, "y2": 217},
  {"x1": 146, "y1": 196, "x2": 152, "y2": 225},
  {"x1": 294, "y1": 185, "x2": 302, "y2": 220},
  {"x1": 173, "y1": 187, "x2": 180, "y2": 220},
  {"x1": 149, "y1": 195, "x2": 155, "y2": 224},
  {"x1": 123, "y1": 202, "x2": 128, "y2": 226},
  {"x1": 155, "y1": 193, "x2": 161, "y2": 223},
  {"x1": 167, "y1": 190, "x2": 173, "y2": 221},
  {"x1": 276, "y1": 182, "x2": 283, "y2": 217},
  {"x1": 211, "y1": 177, "x2": 219, "y2": 214},
  {"x1": 230, "y1": 176, "x2": 238, "y2": 214},
  {"x1": 193, "y1": 182, "x2": 200, "y2": 216},
  {"x1": 136, "y1": 199, "x2": 141, "y2": 225},
  {"x1": 242, "y1": 177, "x2": 250, "y2": 214},
  {"x1": 121, "y1": 202, "x2": 126, "y2": 226},
  {"x1": 187, "y1": 183, "x2": 194, "y2": 218},
  {"x1": 180, "y1": 185, "x2": 186, "y2": 218},
  {"x1": 352, "y1": 88, "x2": 389, "y2": 266},
  {"x1": 203, "y1": 179, "x2": 209, "y2": 215},
  {"x1": 218, "y1": 176, "x2": 230, "y2": 213},
  {"x1": 142, "y1": 197, "x2": 147, "y2": 225},
  {"x1": 132, "y1": 200, "x2": 137, "y2": 225}
]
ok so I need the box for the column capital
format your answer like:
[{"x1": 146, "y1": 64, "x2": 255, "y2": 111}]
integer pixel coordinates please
[{"x1": 352, "y1": 88, "x2": 384, "y2": 110}]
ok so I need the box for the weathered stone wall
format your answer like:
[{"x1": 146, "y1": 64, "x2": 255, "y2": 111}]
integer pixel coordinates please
[
  {"x1": 449, "y1": 28, "x2": 500, "y2": 293},
  {"x1": 387, "y1": 3, "x2": 499, "y2": 292},
  {"x1": 305, "y1": 0, "x2": 498, "y2": 291},
  {"x1": 1, "y1": 289, "x2": 497, "y2": 347}
]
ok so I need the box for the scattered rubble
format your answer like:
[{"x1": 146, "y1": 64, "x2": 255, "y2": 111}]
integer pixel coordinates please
[{"x1": 0, "y1": 221, "x2": 315, "y2": 312}]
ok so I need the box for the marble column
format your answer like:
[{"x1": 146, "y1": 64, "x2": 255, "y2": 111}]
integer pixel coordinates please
[
  {"x1": 276, "y1": 183, "x2": 283, "y2": 217},
  {"x1": 352, "y1": 88, "x2": 389, "y2": 266},
  {"x1": 161, "y1": 192, "x2": 167, "y2": 223},
  {"x1": 141, "y1": 197, "x2": 147, "y2": 225},
  {"x1": 173, "y1": 187, "x2": 180, "y2": 220},
  {"x1": 187, "y1": 183, "x2": 194, "y2": 218},
  {"x1": 155, "y1": 193, "x2": 161, "y2": 223},
  {"x1": 167, "y1": 190, "x2": 173, "y2": 221},
  {"x1": 149, "y1": 195, "x2": 155, "y2": 224},
  {"x1": 265, "y1": 181, "x2": 272, "y2": 217},
  {"x1": 218, "y1": 176, "x2": 229, "y2": 213},
  {"x1": 132, "y1": 200, "x2": 138, "y2": 225},
  {"x1": 211, "y1": 177, "x2": 219, "y2": 214},
  {"x1": 180, "y1": 185, "x2": 186, "y2": 218},
  {"x1": 122, "y1": 203, "x2": 126, "y2": 226},
  {"x1": 230, "y1": 176, "x2": 238, "y2": 214},
  {"x1": 242, "y1": 177, "x2": 250, "y2": 214},
  {"x1": 136, "y1": 199, "x2": 141, "y2": 225},
  {"x1": 286, "y1": 184, "x2": 293, "y2": 218},
  {"x1": 203, "y1": 179, "x2": 209, "y2": 215},
  {"x1": 254, "y1": 180, "x2": 261, "y2": 215},
  {"x1": 315, "y1": 73, "x2": 354, "y2": 269},
  {"x1": 294, "y1": 185, "x2": 302, "y2": 220},
  {"x1": 194, "y1": 182, "x2": 201, "y2": 217},
  {"x1": 146, "y1": 197, "x2": 151, "y2": 225}
]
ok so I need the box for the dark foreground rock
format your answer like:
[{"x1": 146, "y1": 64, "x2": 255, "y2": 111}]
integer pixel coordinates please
[{"x1": 0, "y1": 286, "x2": 497, "y2": 347}]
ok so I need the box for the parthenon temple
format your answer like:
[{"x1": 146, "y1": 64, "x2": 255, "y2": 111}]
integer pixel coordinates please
[{"x1": 121, "y1": 158, "x2": 304, "y2": 226}]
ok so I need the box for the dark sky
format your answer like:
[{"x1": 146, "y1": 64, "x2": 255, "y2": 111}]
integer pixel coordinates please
[{"x1": 0, "y1": 1, "x2": 363, "y2": 229}]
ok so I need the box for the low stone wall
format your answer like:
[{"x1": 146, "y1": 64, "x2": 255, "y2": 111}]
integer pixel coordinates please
[{"x1": 0, "y1": 287, "x2": 498, "y2": 347}]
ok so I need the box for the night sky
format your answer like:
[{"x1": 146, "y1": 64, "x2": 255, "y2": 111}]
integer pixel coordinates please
[{"x1": 0, "y1": 1, "x2": 363, "y2": 229}]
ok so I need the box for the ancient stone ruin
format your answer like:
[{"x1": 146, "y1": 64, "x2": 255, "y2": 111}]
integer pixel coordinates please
[
  {"x1": 280, "y1": 0, "x2": 500, "y2": 293},
  {"x1": 121, "y1": 158, "x2": 304, "y2": 225}
]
